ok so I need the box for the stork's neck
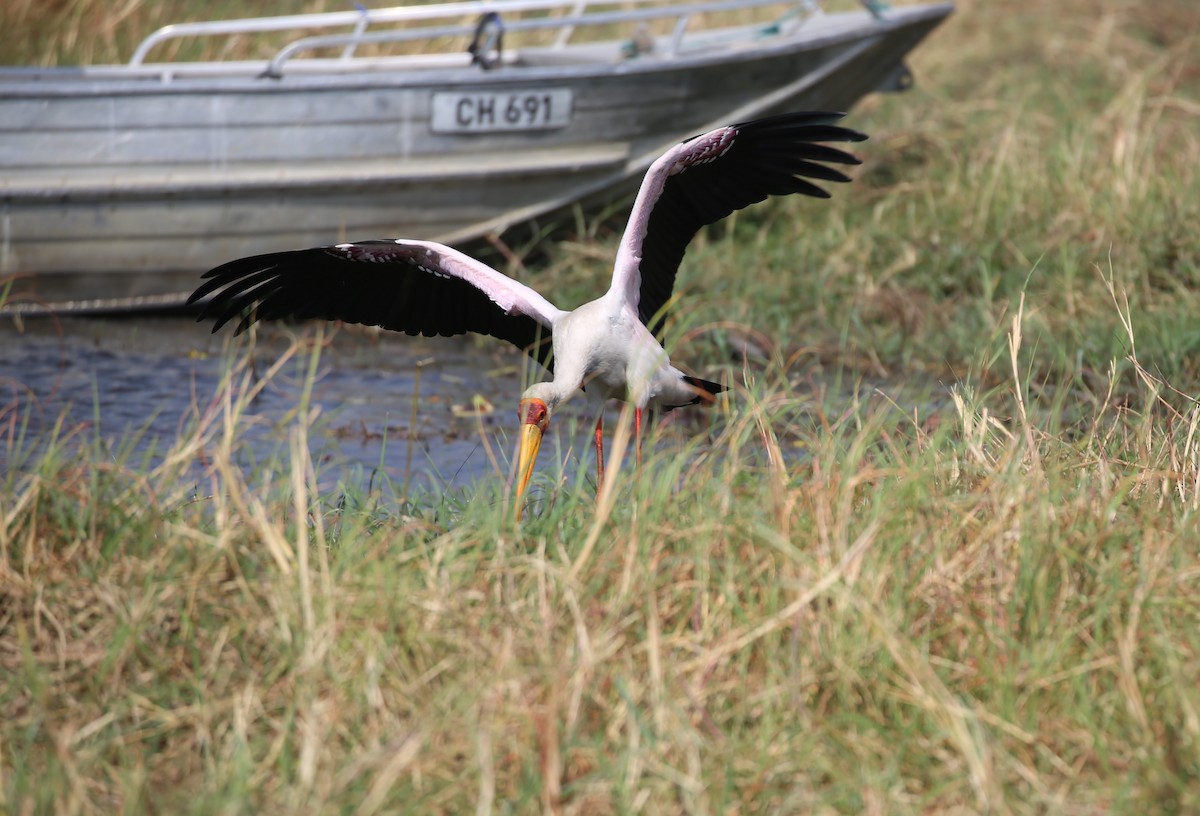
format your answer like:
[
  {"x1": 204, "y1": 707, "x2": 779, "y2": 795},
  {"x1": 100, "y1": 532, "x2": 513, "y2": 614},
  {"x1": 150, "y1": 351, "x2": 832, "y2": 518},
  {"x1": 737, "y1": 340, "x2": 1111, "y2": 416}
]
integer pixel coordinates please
[{"x1": 521, "y1": 379, "x2": 573, "y2": 415}]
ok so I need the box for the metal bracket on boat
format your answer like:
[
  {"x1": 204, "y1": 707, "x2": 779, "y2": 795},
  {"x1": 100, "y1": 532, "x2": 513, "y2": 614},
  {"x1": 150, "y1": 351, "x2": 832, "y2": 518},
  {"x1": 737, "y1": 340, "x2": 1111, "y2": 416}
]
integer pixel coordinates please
[
  {"x1": 861, "y1": 0, "x2": 890, "y2": 20},
  {"x1": 876, "y1": 60, "x2": 914, "y2": 92},
  {"x1": 468, "y1": 12, "x2": 506, "y2": 70},
  {"x1": 339, "y1": 3, "x2": 372, "y2": 61}
]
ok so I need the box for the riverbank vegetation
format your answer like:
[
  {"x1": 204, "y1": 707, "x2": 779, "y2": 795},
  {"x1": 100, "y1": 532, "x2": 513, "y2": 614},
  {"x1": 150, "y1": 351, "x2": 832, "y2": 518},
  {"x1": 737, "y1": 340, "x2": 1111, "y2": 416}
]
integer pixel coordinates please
[{"x1": 3, "y1": 0, "x2": 1200, "y2": 812}]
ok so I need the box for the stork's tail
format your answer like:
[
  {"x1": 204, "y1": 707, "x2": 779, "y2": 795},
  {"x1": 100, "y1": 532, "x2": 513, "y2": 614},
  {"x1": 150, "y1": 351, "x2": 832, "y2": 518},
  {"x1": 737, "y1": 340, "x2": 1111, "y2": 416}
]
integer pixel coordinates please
[{"x1": 662, "y1": 375, "x2": 726, "y2": 412}]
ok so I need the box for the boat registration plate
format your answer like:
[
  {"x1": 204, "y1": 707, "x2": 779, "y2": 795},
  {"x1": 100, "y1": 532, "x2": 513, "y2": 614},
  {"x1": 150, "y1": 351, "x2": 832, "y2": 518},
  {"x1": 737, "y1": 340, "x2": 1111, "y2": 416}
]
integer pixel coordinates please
[{"x1": 431, "y1": 89, "x2": 573, "y2": 133}]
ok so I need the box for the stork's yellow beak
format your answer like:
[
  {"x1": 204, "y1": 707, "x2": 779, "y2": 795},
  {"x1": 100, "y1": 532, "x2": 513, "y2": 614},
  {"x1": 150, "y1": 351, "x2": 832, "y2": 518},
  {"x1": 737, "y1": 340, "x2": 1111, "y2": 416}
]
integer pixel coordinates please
[{"x1": 514, "y1": 398, "x2": 549, "y2": 519}]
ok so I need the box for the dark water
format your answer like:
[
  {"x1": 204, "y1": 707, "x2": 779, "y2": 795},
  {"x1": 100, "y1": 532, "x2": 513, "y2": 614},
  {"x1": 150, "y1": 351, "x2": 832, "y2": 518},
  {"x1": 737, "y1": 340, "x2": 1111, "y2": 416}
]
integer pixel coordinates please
[{"x1": 0, "y1": 315, "x2": 589, "y2": 494}]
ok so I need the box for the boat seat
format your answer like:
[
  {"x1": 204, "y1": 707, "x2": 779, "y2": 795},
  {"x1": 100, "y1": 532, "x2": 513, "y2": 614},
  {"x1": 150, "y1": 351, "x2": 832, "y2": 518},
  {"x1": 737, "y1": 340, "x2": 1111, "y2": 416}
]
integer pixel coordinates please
[{"x1": 513, "y1": 43, "x2": 626, "y2": 67}]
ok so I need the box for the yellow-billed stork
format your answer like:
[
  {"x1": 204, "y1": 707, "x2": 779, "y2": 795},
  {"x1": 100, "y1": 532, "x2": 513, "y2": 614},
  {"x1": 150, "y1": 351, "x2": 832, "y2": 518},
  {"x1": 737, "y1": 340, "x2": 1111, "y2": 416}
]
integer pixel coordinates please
[{"x1": 189, "y1": 111, "x2": 866, "y2": 516}]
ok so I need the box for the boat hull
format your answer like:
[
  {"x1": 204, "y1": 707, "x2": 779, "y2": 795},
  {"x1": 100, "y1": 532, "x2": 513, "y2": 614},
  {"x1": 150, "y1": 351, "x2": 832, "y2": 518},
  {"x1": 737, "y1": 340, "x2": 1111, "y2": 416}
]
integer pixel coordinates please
[{"x1": 0, "y1": 3, "x2": 952, "y2": 309}]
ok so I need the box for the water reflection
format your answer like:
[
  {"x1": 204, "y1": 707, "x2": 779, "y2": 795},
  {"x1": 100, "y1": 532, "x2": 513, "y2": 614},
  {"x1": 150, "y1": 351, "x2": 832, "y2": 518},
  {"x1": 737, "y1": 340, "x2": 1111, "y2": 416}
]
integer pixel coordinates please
[{"x1": 0, "y1": 315, "x2": 585, "y2": 493}]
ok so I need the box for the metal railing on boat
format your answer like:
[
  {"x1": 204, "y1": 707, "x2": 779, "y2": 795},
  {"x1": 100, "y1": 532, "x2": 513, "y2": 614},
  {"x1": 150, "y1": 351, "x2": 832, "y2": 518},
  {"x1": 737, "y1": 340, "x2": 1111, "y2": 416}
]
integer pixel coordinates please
[{"x1": 129, "y1": 0, "x2": 826, "y2": 75}]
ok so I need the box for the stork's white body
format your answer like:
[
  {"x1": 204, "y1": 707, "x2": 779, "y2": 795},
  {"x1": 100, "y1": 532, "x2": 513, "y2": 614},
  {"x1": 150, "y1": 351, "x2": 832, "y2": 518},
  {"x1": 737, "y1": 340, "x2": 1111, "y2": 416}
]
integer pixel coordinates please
[
  {"x1": 533, "y1": 291, "x2": 697, "y2": 411},
  {"x1": 191, "y1": 111, "x2": 867, "y2": 516}
]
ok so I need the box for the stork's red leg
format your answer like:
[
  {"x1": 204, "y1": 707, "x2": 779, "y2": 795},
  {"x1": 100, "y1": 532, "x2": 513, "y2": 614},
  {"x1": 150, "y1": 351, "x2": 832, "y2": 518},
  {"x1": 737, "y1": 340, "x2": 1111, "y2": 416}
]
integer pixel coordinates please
[
  {"x1": 635, "y1": 407, "x2": 644, "y2": 466},
  {"x1": 594, "y1": 414, "x2": 605, "y2": 489}
]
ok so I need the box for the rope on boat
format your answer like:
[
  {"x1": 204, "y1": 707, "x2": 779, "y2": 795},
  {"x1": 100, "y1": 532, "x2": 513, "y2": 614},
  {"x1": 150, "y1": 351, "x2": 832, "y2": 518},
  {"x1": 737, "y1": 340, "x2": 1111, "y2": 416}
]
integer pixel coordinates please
[{"x1": 0, "y1": 292, "x2": 195, "y2": 319}]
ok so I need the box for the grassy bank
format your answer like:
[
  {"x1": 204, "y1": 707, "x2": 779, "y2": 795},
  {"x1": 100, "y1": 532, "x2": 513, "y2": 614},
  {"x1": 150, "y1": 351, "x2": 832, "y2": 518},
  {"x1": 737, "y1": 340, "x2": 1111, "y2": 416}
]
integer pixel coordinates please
[{"x1": 4, "y1": 0, "x2": 1200, "y2": 813}]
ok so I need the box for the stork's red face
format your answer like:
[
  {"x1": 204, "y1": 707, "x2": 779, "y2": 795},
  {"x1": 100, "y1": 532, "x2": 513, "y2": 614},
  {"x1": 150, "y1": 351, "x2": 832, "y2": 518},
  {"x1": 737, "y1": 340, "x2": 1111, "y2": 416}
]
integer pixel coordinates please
[{"x1": 514, "y1": 398, "x2": 550, "y2": 518}]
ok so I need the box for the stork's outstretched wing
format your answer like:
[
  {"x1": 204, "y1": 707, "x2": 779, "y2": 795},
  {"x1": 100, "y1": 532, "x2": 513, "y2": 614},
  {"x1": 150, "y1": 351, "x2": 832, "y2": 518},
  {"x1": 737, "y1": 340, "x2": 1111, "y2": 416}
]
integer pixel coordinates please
[
  {"x1": 613, "y1": 111, "x2": 867, "y2": 336},
  {"x1": 189, "y1": 239, "x2": 565, "y2": 369}
]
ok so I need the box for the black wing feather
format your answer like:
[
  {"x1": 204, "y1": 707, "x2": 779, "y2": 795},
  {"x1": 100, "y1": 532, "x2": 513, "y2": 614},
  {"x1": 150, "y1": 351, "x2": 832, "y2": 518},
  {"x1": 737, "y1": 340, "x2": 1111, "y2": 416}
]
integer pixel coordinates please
[
  {"x1": 639, "y1": 111, "x2": 866, "y2": 335},
  {"x1": 188, "y1": 241, "x2": 554, "y2": 370}
]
